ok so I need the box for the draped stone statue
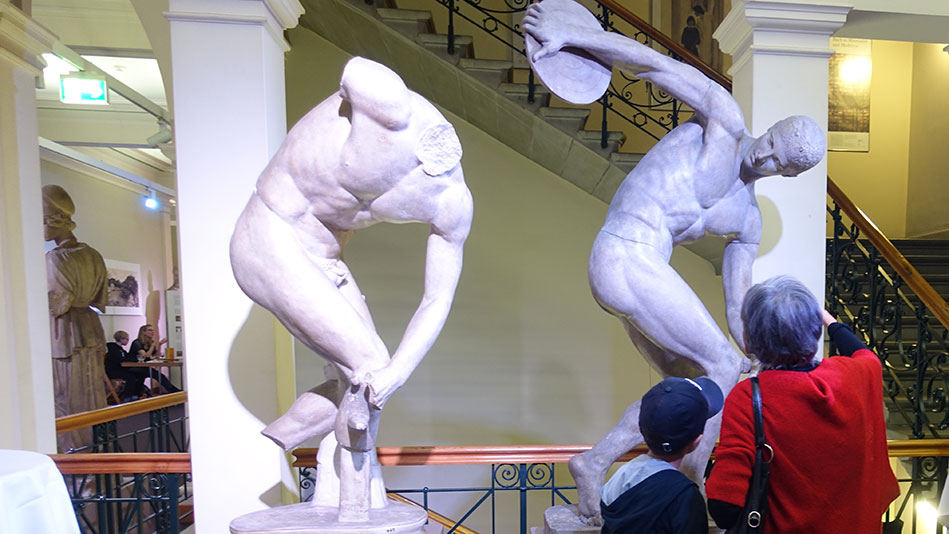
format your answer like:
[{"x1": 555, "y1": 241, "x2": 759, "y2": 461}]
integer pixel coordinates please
[
  {"x1": 43, "y1": 184, "x2": 109, "y2": 451},
  {"x1": 523, "y1": 0, "x2": 825, "y2": 527},
  {"x1": 229, "y1": 57, "x2": 473, "y2": 534}
]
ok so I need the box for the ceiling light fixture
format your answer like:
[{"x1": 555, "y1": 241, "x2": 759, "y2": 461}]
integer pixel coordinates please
[{"x1": 143, "y1": 189, "x2": 159, "y2": 210}]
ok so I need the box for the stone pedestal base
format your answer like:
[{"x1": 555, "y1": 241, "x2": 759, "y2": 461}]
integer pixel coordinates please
[
  {"x1": 230, "y1": 500, "x2": 427, "y2": 534},
  {"x1": 543, "y1": 505, "x2": 600, "y2": 534}
]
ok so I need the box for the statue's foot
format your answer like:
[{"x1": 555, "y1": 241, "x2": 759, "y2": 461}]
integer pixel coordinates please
[{"x1": 567, "y1": 452, "x2": 605, "y2": 526}]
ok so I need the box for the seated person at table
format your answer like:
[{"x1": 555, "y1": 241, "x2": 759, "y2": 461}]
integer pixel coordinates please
[
  {"x1": 129, "y1": 324, "x2": 180, "y2": 394},
  {"x1": 104, "y1": 330, "x2": 147, "y2": 401},
  {"x1": 599, "y1": 377, "x2": 723, "y2": 534}
]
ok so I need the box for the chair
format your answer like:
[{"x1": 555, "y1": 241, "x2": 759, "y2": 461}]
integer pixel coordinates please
[{"x1": 104, "y1": 376, "x2": 124, "y2": 404}]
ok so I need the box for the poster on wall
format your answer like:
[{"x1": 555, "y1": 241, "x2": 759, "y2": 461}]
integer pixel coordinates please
[
  {"x1": 671, "y1": 0, "x2": 727, "y2": 74},
  {"x1": 828, "y1": 37, "x2": 872, "y2": 152},
  {"x1": 165, "y1": 289, "x2": 183, "y2": 358},
  {"x1": 104, "y1": 259, "x2": 142, "y2": 315}
]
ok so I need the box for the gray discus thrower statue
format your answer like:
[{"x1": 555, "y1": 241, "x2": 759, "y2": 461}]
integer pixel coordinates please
[{"x1": 524, "y1": 0, "x2": 825, "y2": 525}]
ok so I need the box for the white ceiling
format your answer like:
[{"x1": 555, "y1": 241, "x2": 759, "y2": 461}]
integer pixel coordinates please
[{"x1": 31, "y1": 0, "x2": 174, "y2": 189}]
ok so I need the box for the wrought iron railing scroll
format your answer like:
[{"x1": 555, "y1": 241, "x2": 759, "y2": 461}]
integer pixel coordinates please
[{"x1": 425, "y1": 0, "x2": 733, "y2": 148}]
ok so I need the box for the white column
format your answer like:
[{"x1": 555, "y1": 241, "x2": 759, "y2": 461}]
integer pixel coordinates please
[
  {"x1": 166, "y1": 0, "x2": 302, "y2": 530},
  {"x1": 0, "y1": 2, "x2": 57, "y2": 452},
  {"x1": 715, "y1": 0, "x2": 851, "y2": 299}
]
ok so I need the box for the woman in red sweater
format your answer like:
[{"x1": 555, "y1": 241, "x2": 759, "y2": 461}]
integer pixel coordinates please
[{"x1": 706, "y1": 275, "x2": 899, "y2": 533}]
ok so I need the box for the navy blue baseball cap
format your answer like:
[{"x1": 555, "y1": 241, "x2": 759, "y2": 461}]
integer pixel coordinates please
[{"x1": 639, "y1": 377, "x2": 724, "y2": 455}]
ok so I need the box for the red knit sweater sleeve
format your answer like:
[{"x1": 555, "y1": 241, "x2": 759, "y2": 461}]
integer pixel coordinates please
[{"x1": 706, "y1": 378, "x2": 755, "y2": 507}]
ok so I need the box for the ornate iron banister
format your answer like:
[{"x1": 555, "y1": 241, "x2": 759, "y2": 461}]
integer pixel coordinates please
[
  {"x1": 596, "y1": 0, "x2": 732, "y2": 91},
  {"x1": 827, "y1": 177, "x2": 949, "y2": 330},
  {"x1": 56, "y1": 391, "x2": 187, "y2": 434}
]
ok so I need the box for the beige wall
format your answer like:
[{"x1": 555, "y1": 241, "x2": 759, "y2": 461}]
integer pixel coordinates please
[
  {"x1": 827, "y1": 40, "x2": 913, "y2": 239},
  {"x1": 905, "y1": 43, "x2": 949, "y2": 238},
  {"x1": 39, "y1": 158, "x2": 170, "y2": 348}
]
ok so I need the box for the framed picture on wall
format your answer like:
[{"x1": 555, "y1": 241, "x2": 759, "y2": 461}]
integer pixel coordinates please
[
  {"x1": 104, "y1": 259, "x2": 142, "y2": 315},
  {"x1": 828, "y1": 37, "x2": 872, "y2": 152}
]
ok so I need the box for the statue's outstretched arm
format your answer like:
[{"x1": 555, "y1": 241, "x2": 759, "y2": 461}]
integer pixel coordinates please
[
  {"x1": 524, "y1": 2, "x2": 740, "y2": 125},
  {"x1": 362, "y1": 181, "x2": 473, "y2": 408},
  {"x1": 722, "y1": 240, "x2": 756, "y2": 352}
]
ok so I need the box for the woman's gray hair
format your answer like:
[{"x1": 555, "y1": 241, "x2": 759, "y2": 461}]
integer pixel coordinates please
[{"x1": 741, "y1": 275, "x2": 822, "y2": 369}]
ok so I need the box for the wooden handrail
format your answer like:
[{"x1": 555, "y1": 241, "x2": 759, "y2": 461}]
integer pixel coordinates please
[
  {"x1": 596, "y1": 0, "x2": 732, "y2": 91},
  {"x1": 828, "y1": 178, "x2": 949, "y2": 329},
  {"x1": 292, "y1": 444, "x2": 644, "y2": 467},
  {"x1": 291, "y1": 439, "x2": 949, "y2": 467},
  {"x1": 56, "y1": 391, "x2": 187, "y2": 434},
  {"x1": 51, "y1": 452, "x2": 191, "y2": 474}
]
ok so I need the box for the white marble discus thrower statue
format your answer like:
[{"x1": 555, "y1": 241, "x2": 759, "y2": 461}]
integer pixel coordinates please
[
  {"x1": 523, "y1": 0, "x2": 826, "y2": 527},
  {"x1": 229, "y1": 56, "x2": 473, "y2": 534}
]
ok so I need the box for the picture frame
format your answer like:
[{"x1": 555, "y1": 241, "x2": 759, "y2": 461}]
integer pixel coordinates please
[{"x1": 104, "y1": 259, "x2": 142, "y2": 315}]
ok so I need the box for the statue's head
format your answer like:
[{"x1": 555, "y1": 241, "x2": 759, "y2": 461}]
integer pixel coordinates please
[
  {"x1": 41, "y1": 185, "x2": 77, "y2": 241},
  {"x1": 746, "y1": 115, "x2": 825, "y2": 178}
]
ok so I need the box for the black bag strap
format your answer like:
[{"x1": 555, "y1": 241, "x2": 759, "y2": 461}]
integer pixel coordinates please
[
  {"x1": 752, "y1": 377, "x2": 764, "y2": 447},
  {"x1": 744, "y1": 376, "x2": 771, "y2": 531}
]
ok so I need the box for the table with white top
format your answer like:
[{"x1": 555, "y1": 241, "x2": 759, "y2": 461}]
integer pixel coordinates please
[{"x1": 0, "y1": 449, "x2": 80, "y2": 534}]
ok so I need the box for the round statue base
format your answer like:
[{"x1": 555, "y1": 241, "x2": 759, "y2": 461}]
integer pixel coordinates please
[
  {"x1": 543, "y1": 505, "x2": 600, "y2": 534},
  {"x1": 230, "y1": 500, "x2": 427, "y2": 534}
]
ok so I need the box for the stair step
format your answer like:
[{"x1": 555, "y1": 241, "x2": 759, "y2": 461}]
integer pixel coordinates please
[
  {"x1": 610, "y1": 152, "x2": 644, "y2": 174},
  {"x1": 539, "y1": 106, "x2": 590, "y2": 135},
  {"x1": 416, "y1": 33, "x2": 473, "y2": 64},
  {"x1": 377, "y1": 8, "x2": 434, "y2": 38},
  {"x1": 577, "y1": 129, "x2": 626, "y2": 156},
  {"x1": 343, "y1": 0, "x2": 390, "y2": 12},
  {"x1": 458, "y1": 58, "x2": 512, "y2": 88},
  {"x1": 498, "y1": 82, "x2": 550, "y2": 112}
]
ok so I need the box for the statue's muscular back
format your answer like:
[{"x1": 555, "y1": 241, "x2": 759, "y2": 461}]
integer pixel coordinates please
[{"x1": 254, "y1": 58, "x2": 467, "y2": 260}]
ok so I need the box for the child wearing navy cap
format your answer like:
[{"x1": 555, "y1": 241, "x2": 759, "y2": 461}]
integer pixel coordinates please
[{"x1": 599, "y1": 376, "x2": 724, "y2": 534}]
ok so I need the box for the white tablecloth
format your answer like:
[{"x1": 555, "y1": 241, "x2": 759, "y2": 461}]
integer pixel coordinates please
[{"x1": 0, "y1": 450, "x2": 80, "y2": 534}]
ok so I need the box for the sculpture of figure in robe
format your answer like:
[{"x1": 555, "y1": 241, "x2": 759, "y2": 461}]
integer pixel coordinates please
[{"x1": 43, "y1": 184, "x2": 109, "y2": 451}]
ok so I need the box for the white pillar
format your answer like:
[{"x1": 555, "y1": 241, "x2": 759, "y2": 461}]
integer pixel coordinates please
[
  {"x1": 166, "y1": 0, "x2": 302, "y2": 530},
  {"x1": 0, "y1": 2, "x2": 57, "y2": 453},
  {"x1": 715, "y1": 0, "x2": 852, "y2": 299}
]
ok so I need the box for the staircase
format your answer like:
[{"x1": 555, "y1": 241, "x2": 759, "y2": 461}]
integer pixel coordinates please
[
  {"x1": 827, "y1": 232, "x2": 949, "y2": 439},
  {"x1": 296, "y1": 0, "x2": 639, "y2": 205}
]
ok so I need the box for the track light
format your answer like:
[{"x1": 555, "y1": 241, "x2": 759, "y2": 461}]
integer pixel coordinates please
[{"x1": 143, "y1": 189, "x2": 159, "y2": 210}]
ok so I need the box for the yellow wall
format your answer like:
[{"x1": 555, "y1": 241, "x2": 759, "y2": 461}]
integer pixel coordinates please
[
  {"x1": 905, "y1": 43, "x2": 949, "y2": 238},
  {"x1": 827, "y1": 40, "x2": 913, "y2": 239}
]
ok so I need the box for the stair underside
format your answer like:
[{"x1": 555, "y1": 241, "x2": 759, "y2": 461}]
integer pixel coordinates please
[{"x1": 298, "y1": 0, "x2": 630, "y2": 205}]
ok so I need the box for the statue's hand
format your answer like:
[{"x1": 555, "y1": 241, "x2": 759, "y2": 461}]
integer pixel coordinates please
[
  {"x1": 358, "y1": 364, "x2": 407, "y2": 409},
  {"x1": 522, "y1": 3, "x2": 567, "y2": 62}
]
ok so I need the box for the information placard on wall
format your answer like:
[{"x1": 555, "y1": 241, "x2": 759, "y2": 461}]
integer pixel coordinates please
[
  {"x1": 165, "y1": 289, "x2": 183, "y2": 358},
  {"x1": 828, "y1": 38, "x2": 872, "y2": 152}
]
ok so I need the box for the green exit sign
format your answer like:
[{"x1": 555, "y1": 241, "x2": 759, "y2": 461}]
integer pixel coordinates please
[{"x1": 59, "y1": 76, "x2": 108, "y2": 105}]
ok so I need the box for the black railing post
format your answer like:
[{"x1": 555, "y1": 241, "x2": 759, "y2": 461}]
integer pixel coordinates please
[
  {"x1": 869, "y1": 249, "x2": 880, "y2": 348},
  {"x1": 600, "y1": 5, "x2": 610, "y2": 149},
  {"x1": 916, "y1": 303, "x2": 929, "y2": 439},
  {"x1": 600, "y1": 93, "x2": 609, "y2": 149},
  {"x1": 528, "y1": 68, "x2": 535, "y2": 105},
  {"x1": 448, "y1": 0, "x2": 455, "y2": 55},
  {"x1": 167, "y1": 473, "x2": 181, "y2": 534},
  {"x1": 519, "y1": 463, "x2": 528, "y2": 534}
]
